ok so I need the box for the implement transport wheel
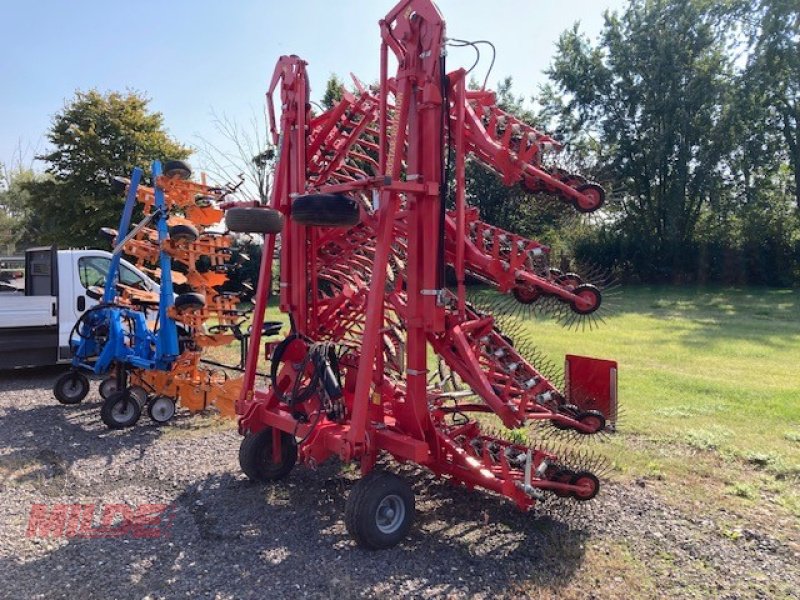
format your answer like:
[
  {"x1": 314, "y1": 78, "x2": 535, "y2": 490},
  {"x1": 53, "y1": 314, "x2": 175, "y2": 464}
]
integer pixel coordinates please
[
  {"x1": 101, "y1": 390, "x2": 142, "y2": 429},
  {"x1": 147, "y1": 396, "x2": 176, "y2": 424},
  {"x1": 345, "y1": 471, "x2": 415, "y2": 550},
  {"x1": 570, "y1": 284, "x2": 602, "y2": 315},
  {"x1": 163, "y1": 159, "x2": 192, "y2": 180},
  {"x1": 239, "y1": 428, "x2": 297, "y2": 482},
  {"x1": 99, "y1": 377, "x2": 118, "y2": 400},
  {"x1": 174, "y1": 292, "x2": 206, "y2": 312},
  {"x1": 550, "y1": 468, "x2": 576, "y2": 498},
  {"x1": 291, "y1": 194, "x2": 360, "y2": 227},
  {"x1": 225, "y1": 207, "x2": 284, "y2": 234},
  {"x1": 53, "y1": 371, "x2": 90, "y2": 405},
  {"x1": 573, "y1": 183, "x2": 605, "y2": 213},
  {"x1": 570, "y1": 471, "x2": 600, "y2": 501},
  {"x1": 169, "y1": 223, "x2": 199, "y2": 243}
]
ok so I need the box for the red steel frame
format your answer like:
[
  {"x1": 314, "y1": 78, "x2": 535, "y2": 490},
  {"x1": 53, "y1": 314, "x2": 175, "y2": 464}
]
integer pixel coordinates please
[{"x1": 236, "y1": 0, "x2": 618, "y2": 510}]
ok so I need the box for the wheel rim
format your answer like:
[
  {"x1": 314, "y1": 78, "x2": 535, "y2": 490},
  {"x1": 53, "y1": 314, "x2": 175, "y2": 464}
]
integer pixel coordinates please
[
  {"x1": 112, "y1": 398, "x2": 136, "y2": 422},
  {"x1": 375, "y1": 494, "x2": 405, "y2": 534},
  {"x1": 576, "y1": 187, "x2": 602, "y2": 211},
  {"x1": 151, "y1": 398, "x2": 175, "y2": 421},
  {"x1": 63, "y1": 378, "x2": 82, "y2": 399}
]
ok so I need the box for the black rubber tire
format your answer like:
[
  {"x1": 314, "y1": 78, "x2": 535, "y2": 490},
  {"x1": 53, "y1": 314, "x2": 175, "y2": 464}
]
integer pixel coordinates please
[
  {"x1": 570, "y1": 284, "x2": 602, "y2": 315},
  {"x1": 99, "y1": 227, "x2": 118, "y2": 243},
  {"x1": 225, "y1": 207, "x2": 284, "y2": 234},
  {"x1": 573, "y1": 183, "x2": 605, "y2": 213},
  {"x1": 169, "y1": 224, "x2": 199, "y2": 243},
  {"x1": 101, "y1": 390, "x2": 142, "y2": 429},
  {"x1": 99, "y1": 377, "x2": 118, "y2": 400},
  {"x1": 238, "y1": 428, "x2": 297, "y2": 482},
  {"x1": 53, "y1": 371, "x2": 90, "y2": 405},
  {"x1": 163, "y1": 159, "x2": 192, "y2": 180},
  {"x1": 345, "y1": 471, "x2": 415, "y2": 550},
  {"x1": 291, "y1": 194, "x2": 360, "y2": 227},
  {"x1": 575, "y1": 409, "x2": 606, "y2": 434},
  {"x1": 147, "y1": 396, "x2": 176, "y2": 424},
  {"x1": 550, "y1": 468, "x2": 576, "y2": 498},
  {"x1": 174, "y1": 292, "x2": 206, "y2": 312}
]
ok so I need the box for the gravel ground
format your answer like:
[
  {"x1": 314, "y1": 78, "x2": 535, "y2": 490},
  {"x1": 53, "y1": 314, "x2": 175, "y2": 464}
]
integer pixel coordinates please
[{"x1": 1, "y1": 367, "x2": 798, "y2": 599}]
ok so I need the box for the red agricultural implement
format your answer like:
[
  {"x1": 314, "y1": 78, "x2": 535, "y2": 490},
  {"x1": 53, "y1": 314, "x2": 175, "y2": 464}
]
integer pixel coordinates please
[{"x1": 229, "y1": 0, "x2": 618, "y2": 549}]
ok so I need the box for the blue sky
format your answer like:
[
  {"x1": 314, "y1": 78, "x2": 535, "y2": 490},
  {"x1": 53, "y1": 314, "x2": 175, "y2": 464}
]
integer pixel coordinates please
[{"x1": 0, "y1": 0, "x2": 626, "y2": 173}]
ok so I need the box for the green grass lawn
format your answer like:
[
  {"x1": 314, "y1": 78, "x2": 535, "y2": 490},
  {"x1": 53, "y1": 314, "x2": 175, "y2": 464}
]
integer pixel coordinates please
[{"x1": 496, "y1": 285, "x2": 800, "y2": 519}]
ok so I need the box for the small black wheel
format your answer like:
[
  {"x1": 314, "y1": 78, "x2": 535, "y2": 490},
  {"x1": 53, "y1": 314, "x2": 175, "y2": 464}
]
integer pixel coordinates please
[
  {"x1": 550, "y1": 468, "x2": 575, "y2": 498},
  {"x1": 570, "y1": 471, "x2": 600, "y2": 501},
  {"x1": 110, "y1": 176, "x2": 130, "y2": 195},
  {"x1": 291, "y1": 194, "x2": 360, "y2": 227},
  {"x1": 99, "y1": 227, "x2": 118, "y2": 244},
  {"x1": 573, "y1": 183, "x2": 605, "y2": 213},
  {"x1": 174, "y1": 292, "x2": 206, "y2": 312},
  {"x1": 345, "y1": 471, "x2": 415, "y2": 550},
  {"x1": 552, "y1": 403, "x2": 579, "y2": 430},
  {"x1": 147, "y1": 396, "x2": 176, "y2": 423},
  {"x1": 53, "y1": 371, "x2": 90, "y2": 405},
  {"x1": 163, "y1": 159, "x2": 192, "y2": 180},
  {"x1": 195, "y1": 255, "x2": 212, "y2": 273},
  {"x1": 225, "y1": 207, "x2": 284, "y2": 234},
  {"x1": 169, "y1": 224, "x2": 199, "y2": 243},
  {"x1": 556, "y1": 272, "x2": 583, "y2": 288},
  {"x1": 99, "y1": 377, "x2": 118, "y2": 400},
  {"x1": 86, "y1": 285, "x2": 104, "y2": 301},
  {"x1": 101, "y1": 390, "x2": 142, "y2": 429},
  {"x1": 194, "y1": 194, "x2": 216, "y2": 208},
  {"x1": 239, "y1": 428, "x2": 297, "y2": 482},
  {"x1": 575, "y1": 409, "x2": 606, "y2": 434},
  {"x1": 570, "y1": 284, "x2": 602, "y2": 315}
]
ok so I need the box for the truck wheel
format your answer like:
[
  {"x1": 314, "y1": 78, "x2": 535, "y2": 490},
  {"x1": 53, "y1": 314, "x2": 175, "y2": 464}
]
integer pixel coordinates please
[
  {"x1": 291, "y1": 194, "x2": 360, "y2": 227},
  {"x1": 225, "y1": 207, "x2": 284, "y2": 234},
  {"x1": 101, "y1": 390, "x2": 141, "y2": 429},
  {"x1": 345, "y1": 471, "x2": 415, "y2": 549},
  {"x1": 239, "y1": 428, "x2": 297, "y2": 482},
  {"x1": 169, "y1": 224, "x2": 199, "y2": 243},
  {"x1": 162, "y1": 160, "x2": 192, "y2": 180},
  {"x1": 54, "y1": 371, "x2": 90, "y2": 405},
  {"x1": 99, "y1": 377, "x2": 118, "y2": 400},
  {"x1": 174, "y1": 292, "x2": 206, "y2": 312}
]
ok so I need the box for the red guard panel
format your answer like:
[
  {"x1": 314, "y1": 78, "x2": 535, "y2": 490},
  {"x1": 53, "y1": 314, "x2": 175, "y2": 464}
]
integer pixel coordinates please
[{"x1": 565, "y1": 355, "x2": 618, "y2": 430}]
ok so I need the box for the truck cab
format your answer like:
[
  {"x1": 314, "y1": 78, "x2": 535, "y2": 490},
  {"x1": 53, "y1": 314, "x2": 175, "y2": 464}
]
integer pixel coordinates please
[{"x1": 0, "y1": 247, "x2": 159, "y2": 369}]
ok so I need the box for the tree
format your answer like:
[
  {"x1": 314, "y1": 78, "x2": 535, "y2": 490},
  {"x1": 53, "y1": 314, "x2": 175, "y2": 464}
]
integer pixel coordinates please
[
  {"x1": 544, "y1": 0, "x2": 742, "y2": 280},
  {"x1": 746, "y1": 0, "x2": 800, "y2": 210},
  {"x1": 29, "y1": 90, "x2": 190, "y2": 247},
  {"x1": 195, "y1": 109, "x2": 275, "y2": 205},
  {"x1": 321, "y1": 74, "x2": 345, "y2": 110}
]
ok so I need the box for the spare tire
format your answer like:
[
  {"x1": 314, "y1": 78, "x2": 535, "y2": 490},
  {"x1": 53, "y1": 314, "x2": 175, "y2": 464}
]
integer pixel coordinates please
[
  {"x1": 174, "y1": 292, "x2": 206, "y2": 312},
  {"x1": 163, "y1": 159, "x2": 192, "y2": 180},
  {"x1": 226, "y1": 207, "x2": 284, "y2": 234},
  {"x1": 291, "y1": 194, "x2": 360, "y2": 227}
]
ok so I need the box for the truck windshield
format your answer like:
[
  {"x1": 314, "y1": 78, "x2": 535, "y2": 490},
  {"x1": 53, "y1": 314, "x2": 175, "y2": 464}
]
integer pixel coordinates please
[{"x1": 78, "y1": 256, "x2": 148, "y2": 291}]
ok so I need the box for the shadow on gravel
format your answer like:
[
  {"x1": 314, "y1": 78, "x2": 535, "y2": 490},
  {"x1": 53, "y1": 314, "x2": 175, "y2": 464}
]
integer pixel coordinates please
[
  {"x1": 0, "y1": 390, "x2": 165, "y2": 492},
  {"x1": 0, "y1": 465, "x2": 589, "y2": 599},
  {"x1": 0, "y1": 364, "x2": 70, "y2": 392}
]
